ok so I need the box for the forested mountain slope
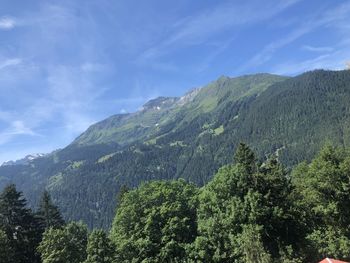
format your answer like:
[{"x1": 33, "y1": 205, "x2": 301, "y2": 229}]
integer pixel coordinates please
[
  {"x1": 229, "y1": 70, "x2": 350, "y2": 164},
  {"x1": 0, "y1": 69, "x2": 349, "y2": 229},
  {"x1": 73, "y1": 73, "x2": 284, "y2": 147}
]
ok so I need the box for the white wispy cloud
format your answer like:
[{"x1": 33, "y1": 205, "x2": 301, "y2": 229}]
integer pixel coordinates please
[
  {"x1": 44, "y1": 64, "x2": 107, "y2": 135},
  {"x1": 0, "y1": 58, "x2": 22, "y2": 70},
  {"x1": 242, "y1": 1, "x2": 350, "y2": 71},
  {"x1": 241, "y1": 26, "x2": 313, "y2": 70},
  {"x1": 0, "y1": 4, "x2": 112, "y2": 153},
  {"x1": 271, "y1": 46, "x2": 350, "y2": 75},
  {"x1": 166, "y1": 0, "x2": 300, "y2": 47},
  {"x1": 0, "y1": 120, "x2": 40, "y2": 145},
  {"x1": 0, "y1": 63, "x2": 107, "y2": 148},
  {"x1": 194, "y1": 37, "x2": 237, "y2": 73},
  {"x1": 0, "y1": 16, "x2": 16, "y2": 30},
  {"x1": 8, "y1": 121, "x2": 37, "y2": 136},
  {"x1": 302, "y1": 45, "x2": 334, "y2": 53},
  {"x1": 137, "y1": 0, "x2": 301, "y2": 65},
  {"x1": 81, "y1": 62, "x2": 106, "y2": 72}
]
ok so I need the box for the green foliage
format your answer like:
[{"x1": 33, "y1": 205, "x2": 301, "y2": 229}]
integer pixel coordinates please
[
  {"x1": 0, "y1": 184, "x2": 41, "y2": 263},
  {"x1": 292, "y1": 144, "x2": 350, "y2": 261},
  {"x1": 37, "y1": 190, "x2": 65, "y2": 229},
  {"x1": 193, "y1": 145, "x2": 298, "y2": 262},
  {"x1": 38, "y1": 221, "x2": 88, "y2": 263},
  {"x1": 307, "y1": 227, "x2": 350, "y2": 259},
  {"x1": 0, "y1": 229, "x2": 14, "y2": 263},
  {"x1": 5, "y1": 144, "x2": 350, "y2": 262},
  {"x1": 116, "y1": 184, "x2": 129, "y2": 205},
  {"x1": 85, "y1": 229, "x2": 114, "y2": 263},
  {"x1": 234, "y1": 142, "x2": 257, "y2": 173},
  {"x1": 240, "y1": 224, "x2": 271, "y2": 263},
  {"x1": 110, "y1": 180, "x2": 198, "y2": 263}
]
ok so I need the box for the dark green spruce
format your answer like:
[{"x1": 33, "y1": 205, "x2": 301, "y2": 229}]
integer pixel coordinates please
[
  {"x1": 0, "y1": 184, "x2": 41, "y2": 263},
  {"x1": 37, "y1": 190, "x2": 65, "y2": 230}
]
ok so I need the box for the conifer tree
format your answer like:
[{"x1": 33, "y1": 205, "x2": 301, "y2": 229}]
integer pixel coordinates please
[
  {"x1": 234, "y1": 142, "x2": 256, "y2": 174},
  {"x1": 116, "y1": 184, "x2": 129, "y2": 205},
  {"x1": 0, "y1": 229, "x2": 13, "y2": 263},
  {"x1": 0, "y1": 184, "x2": 41, "y2": 263},
  {"x1": 194, "y1": 146, "x2": 297, "y2": 262},
  {"x1": 37, "y1": 190, "x2": 65, "y2": 229}
]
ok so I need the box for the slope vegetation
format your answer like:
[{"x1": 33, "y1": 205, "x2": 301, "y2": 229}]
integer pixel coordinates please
[{"x1": 1, "y1": 70, "x2": 349, "y2": 228}]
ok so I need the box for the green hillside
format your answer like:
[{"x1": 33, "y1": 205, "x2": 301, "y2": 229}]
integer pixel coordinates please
[
  {"x1": 1, "y1": 70, "x2": 349, "y2": 229},
  {"x1": 235, "y1": 70, "x2": 350, "y2": 163},
  {"x1": 73, "y1": 73, "x2": 285, "y2": 147}
]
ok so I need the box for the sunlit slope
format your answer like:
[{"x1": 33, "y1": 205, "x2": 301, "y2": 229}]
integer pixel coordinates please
[
  {"x1": 73, "y1": 73, "x2": 286, "y2": 147},
  {"x1": 5, "y1": 70, "x2": 350, "y2": 229}
]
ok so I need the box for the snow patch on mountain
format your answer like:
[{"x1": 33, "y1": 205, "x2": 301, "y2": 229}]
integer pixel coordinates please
[{"x1": 1, "y1": 153, "x2": 46, "y2": 166}]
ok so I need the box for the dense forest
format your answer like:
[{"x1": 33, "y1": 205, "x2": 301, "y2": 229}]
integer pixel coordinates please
[
  {"x1": 2, "y1": 143, "x2": 350, "y2": 262},
  {"x1": 1, "y1": 70, "x2": 350, "y2": 229}
]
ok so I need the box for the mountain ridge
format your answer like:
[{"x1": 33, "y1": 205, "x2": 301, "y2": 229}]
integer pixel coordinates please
[
  {"x1": 1, "y1": 69, "x2": 349, "y2": 229},
  {"x1": 73, "y1": 72, "x2": 286, "y2": 147},
  {"x1": 1, "y1": 153, "x2": 46, "y2": 167}
]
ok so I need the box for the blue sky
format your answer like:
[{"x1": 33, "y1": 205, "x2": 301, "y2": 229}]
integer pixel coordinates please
[{"x1": 0, "y1": 0, "x2": 349, "y2": 163}]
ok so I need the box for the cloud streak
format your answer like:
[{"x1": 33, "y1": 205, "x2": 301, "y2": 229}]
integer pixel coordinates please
[
  {"x1": 241, "y1": 1, "x2": 350, "y2": 71},
  {"x1": 166, "y1": 0, "x2": 300, "y2": 47},
  {"x1": 0, "y1": 16, "x2": 16, "y2": 30},
  {"x1": 302, "y1": 45, "x2": 334, "y2": 53},
  {"x1": 137, "y1": 0, "x2": 301, "y2": 65},
  {"x1": 0, "y1": 3, "x2": 114, "y2": 156},
  {"x1": 271, "y1": 49, "x2": 350, "y2": 76},
  {"x1": 0, "y1": 120, "x2": 40, "y2": 145},
  {"x1": 0, "y1": 58, "x2": 22, "y2": 70}
]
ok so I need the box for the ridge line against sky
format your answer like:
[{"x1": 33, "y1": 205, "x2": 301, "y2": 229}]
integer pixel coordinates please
[{"x1": 0, "y1": 0, "x2": 349, "y2": 162}]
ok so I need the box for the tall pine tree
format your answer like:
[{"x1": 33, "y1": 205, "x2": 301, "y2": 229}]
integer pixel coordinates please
[
  {"x1": 0, "y1": 184, "x2": 41, "y2": 263},
  {"x1": 194, "y1": 146, "x2": 298, "y2": 262},
  {"x1": 234, "y1": 142, "x2": 257, "y2": 174},
  {"x1": 37, "y1": 190, "x2": 65, "y2": 230}
]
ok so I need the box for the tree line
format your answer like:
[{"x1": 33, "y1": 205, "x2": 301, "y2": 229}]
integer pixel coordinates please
[{"x1": 1, "y1": 143, "x2": 350, "y2": 262}]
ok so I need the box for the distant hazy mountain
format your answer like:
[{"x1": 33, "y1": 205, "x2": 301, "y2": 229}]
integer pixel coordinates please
[
  {"x1": 1, "y1": 69, "x2": 350, "y2": 229},
  {"x1": 1, "y1": 153, "x2": 46, "y2": 166}
]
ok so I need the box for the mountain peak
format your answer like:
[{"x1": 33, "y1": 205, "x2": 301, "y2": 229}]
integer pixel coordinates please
[
  {"x1": 141, "y1": 96, "x2": 179, "y2": 111},
  {"x1": 177, "y1": 88, "x2": 200, "y2": 106},
  {"x1": 1, "y1": 153, "x2": 46, "y2": 167}
]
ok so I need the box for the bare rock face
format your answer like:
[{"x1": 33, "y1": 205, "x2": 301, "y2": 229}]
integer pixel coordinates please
[{"x1": 177, "y1": 88, "x2": 200, "y2": 106}]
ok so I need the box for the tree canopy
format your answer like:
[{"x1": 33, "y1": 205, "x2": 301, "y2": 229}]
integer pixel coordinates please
[
  {"x1": 2, "y1": 143, "x2": 350, "y2": 262},
  {"x1": 38, "y1": 221, "x2": 88, "y2": 263},
  {"x1": 110, "y1": 179, "x2": 198, "y2": 263},
  {"x1": 85, "y1": 229, "x2": 114, "y2": 263}
]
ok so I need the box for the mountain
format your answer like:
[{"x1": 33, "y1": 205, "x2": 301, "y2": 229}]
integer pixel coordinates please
[
  {"x1": 73, "y1": 73, "x2": 282, "y2": 147},
  {"x1": 73, "y1": 96, "x2": 181, "y2": 147},
  {"x1": 1, "y1": 69, "x2": 350, "y2": 229},
  {"x1": 1, "y1": 153, "x2": 46, "y2": 166}
]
